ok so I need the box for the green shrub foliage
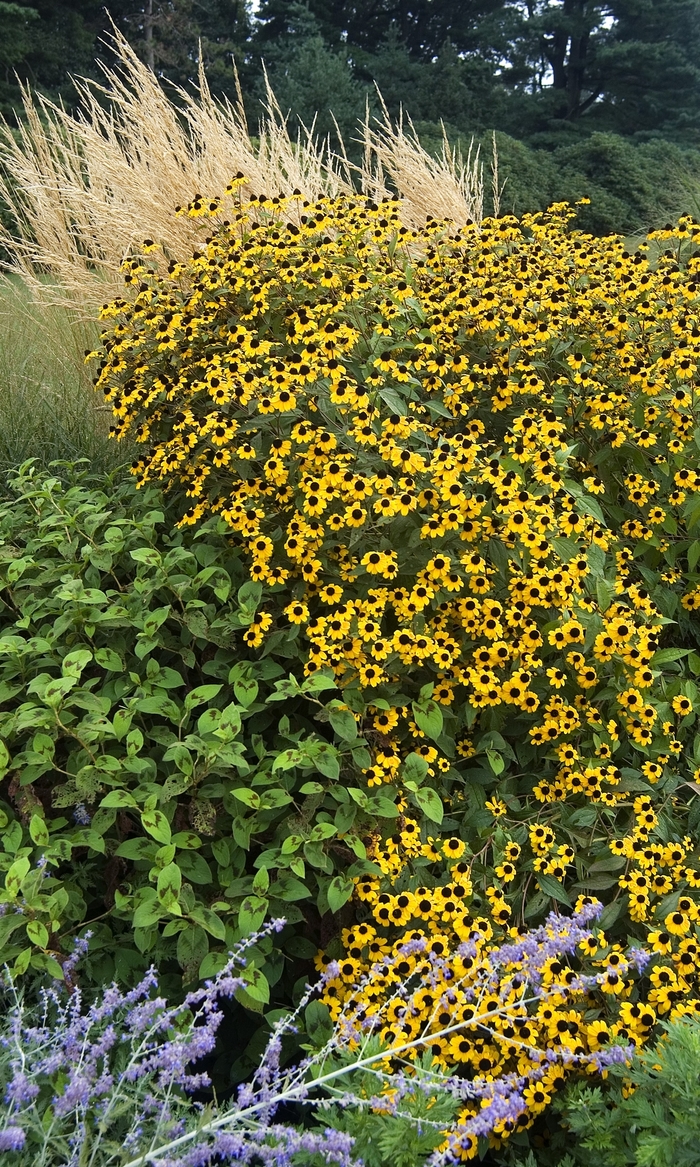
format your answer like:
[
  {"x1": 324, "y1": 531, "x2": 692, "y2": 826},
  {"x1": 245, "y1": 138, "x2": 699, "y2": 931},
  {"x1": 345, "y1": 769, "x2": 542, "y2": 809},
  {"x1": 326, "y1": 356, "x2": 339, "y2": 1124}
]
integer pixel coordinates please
[{"x1": 0, "y1": 464, "x2": 381, "y2": 1014}]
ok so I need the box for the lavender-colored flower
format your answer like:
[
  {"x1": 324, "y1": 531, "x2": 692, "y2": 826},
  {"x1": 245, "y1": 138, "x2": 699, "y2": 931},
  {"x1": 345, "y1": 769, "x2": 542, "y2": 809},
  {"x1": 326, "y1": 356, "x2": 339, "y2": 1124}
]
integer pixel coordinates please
[
  {"x1": 0, "y1": 1125, "x2": 25, "y2": 1150},
  {"x1": 72, "y1": 804, "x2": 92, "y2": 826}
]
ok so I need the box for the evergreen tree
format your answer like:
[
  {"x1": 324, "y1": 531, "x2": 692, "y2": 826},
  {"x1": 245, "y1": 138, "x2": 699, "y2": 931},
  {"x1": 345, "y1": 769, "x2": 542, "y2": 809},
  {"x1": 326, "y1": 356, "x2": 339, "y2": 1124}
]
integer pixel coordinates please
[
  {"x1": 0, "y1": 0, "x2": 137, "y2": 116},
  {"x1": 257, "y1": 0, "x2": 510, "y2": 63},
  {"x1": 500, "y1": 0, "x2": 700, "y2": 142},
  {"x1": 247, "y1": 2, "x2": 369, "y2": 151},
  {"x1": 0, "y1": 2, "x2": 39, "y2": 118},
  {"x1": 353, "y1": 26, "x2": 504, "y2": 131},
  {"x1": 595, "y1": 0, "x2": 700, "y2": 141},
  {"x1": 119, "y1": 1, "x2": 252, "y2": 98}
]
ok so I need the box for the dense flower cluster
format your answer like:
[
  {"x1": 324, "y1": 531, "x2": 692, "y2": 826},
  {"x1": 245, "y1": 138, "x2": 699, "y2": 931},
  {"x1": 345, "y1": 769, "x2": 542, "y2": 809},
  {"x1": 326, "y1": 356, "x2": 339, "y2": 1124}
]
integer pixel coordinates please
[
  {"x1": 316, "y1": 825, "x2": 698, "y2": 1151},
  {"x1": 316, "y1": 904, "x2": 638, "y2": 1165},
  {"x1": 91, "y1": 185, "x2": 700, "y2": 1139}
]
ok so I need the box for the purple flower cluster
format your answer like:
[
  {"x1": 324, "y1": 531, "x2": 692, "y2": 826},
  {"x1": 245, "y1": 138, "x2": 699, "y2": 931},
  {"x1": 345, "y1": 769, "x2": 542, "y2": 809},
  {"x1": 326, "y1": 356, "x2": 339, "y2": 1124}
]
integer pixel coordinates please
[{"x1": 0, "y1": 919, "x2": 360, "y2": 1166}]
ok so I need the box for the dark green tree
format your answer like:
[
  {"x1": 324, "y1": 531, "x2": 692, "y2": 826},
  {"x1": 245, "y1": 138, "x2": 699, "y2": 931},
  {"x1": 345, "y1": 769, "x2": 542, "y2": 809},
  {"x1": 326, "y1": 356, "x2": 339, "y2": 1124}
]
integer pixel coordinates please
[
  {"x1": 594, "y1": 0, "x2": 700, "y2": 141},
  {"x1": 121, "y1": 1, "x2": 252, "y2": 98},
  {"x1": 247, "y1": 2, "x2": 369, "y2": 152},
  {"x1": 500, "y1": 0, "x2": 700, "y2": 142},
  {"x1": 252, "y1": 0, "x2": 510, "y2": 62},
  {"x1": 352, "y1": 26, "x2": 504, "y2": 131},
  {"x1": 0, "y1": 2, "x2": 39, "y2": 117}
]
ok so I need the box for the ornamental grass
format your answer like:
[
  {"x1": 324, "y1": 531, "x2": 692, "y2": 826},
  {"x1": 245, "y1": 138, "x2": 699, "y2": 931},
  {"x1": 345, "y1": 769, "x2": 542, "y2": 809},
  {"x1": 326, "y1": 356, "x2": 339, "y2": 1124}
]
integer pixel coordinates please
[
  {"x1": 88, "y1": 182, "x2": 700, "y2": 1148},
  {"x1": 0, "y1": 32, "x2": 485, "y2": 315}
]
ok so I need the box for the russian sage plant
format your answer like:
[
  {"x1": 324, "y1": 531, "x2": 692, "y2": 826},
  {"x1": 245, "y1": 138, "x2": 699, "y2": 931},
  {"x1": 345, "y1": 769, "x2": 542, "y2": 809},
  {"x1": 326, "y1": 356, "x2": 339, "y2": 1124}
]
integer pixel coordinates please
[{"x1": 0, "y1": 908, "x2": 643, "y2": 1166}]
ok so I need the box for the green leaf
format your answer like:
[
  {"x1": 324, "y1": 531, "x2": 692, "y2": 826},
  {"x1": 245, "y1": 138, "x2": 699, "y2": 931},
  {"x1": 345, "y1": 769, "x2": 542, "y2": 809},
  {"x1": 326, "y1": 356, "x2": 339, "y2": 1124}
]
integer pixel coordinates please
[
  {"x1": 327, "y1": 701, "x2": 359, "y2": 742},
  {"x1": 177, "y1": 925, "x2": 209, "y2": 973},
  {"x1": 141, "y1": 809, "x2": 171, "y2": 845},
  {"x1": 188, "y1": 905, "x2": 226, "y2": 940},
  {"x1": 486, "y1": 749, "x2": 505, "y2": 775},
  {"x1": 301, "y1": 673, "x2": 338, "y2": 694},
  {"x1": 142, "y1": 605, "x2": 171, "y2": 637},
  {"x1": 311, "y1": 743, "x2": 340, "y2": 781},
  {"x1": 234, "y1": 678, "x2": 259, "y2": 707},
  {"x1": 130, "y1": 547, "x2": 162, "y2": 566},
  {"x1": 5, "y1": 856, "x2": 30, "y2": 898},
  {"x1": 305, "y1": 999, "x2": 333, "y2": 1046},
  {"x1": 272, "y1": 748, "x2": 300, "y2": 772},
  {"x1": 172, "y1": 831, "x2": 203, "y2": 850},
  {"x1": 95, "y1": 647, "x2": 124, "y2": 672},
  {"x1": 231, "y1": 788, "x2": 261, "y2": 809},
  {"x1": 270, "y1": 875, "x2": 311, "y2": 901},
  {"x1": 327, "y1": 874, "x2": 354, "y2": 913},
  {"x1": 238, "y1": 580, "x2": 262, "y2": 608},
  {"x1": 299, "y1": 781, "x2": 324, "y2": 794},
  {"x1": 652, "y1": 648, "x2": 691, "y2": 666},
  {"x1": 199, "y1": 952, "x2": 229, "y2": 979},
  {"x1": 412, "y1": 787, "x2": 444, "y2": 824},
  {"x1": 157, "y1": 862, "x2": 182, "y2": 911},
  {"x1": 595, "y1": 578, "x2": 614, "y2": 612},
  {"x1": 536, "y1": 874, "x2": 572, "y2": 906},
  {"x1": 101, "y1": 790, "x2": 138, "y2": 809},
  {"x1": 259, "y1": 789, "x2": 294, "y2": 810},
  {"x1": 239, "y1": 966, "x2": 269, "y2": 1005},
  {"x1": 411, "y1": 700, "x2": 443, "y2": 741},
  {"x1": 586, "y1": 543, "x2": 606, "y2": 576},
  {"x1": 238, "y1": 895, "x2": 268, "y2": 935},
  {"x1": 13, "y1": 948, "x2": 31, "y2": 976},
  {"x1": 42, "y1": 677, "x2": 77, "y2": 707},
  {"x1": 308, "y1": 822, "x2": 337, "y2": 841},
  {"x1": 133, "y1": 893, "x2": 164, "y2": 929},
  {"x1": 184, "y1": 684, "x2": 223, "y2": 711},
  {"x1": 218, "y1": 703, "x2": 242, "y2": 735},
  {"x1": 176, "y1": 851, "x2": 212, "y2": 884},
  {"x1": 29, "y1": 814, "x2": 49, "y2": 847},
  {"x1": 116, "y1": 838, "x2": 158, "y2": 861},
  {"x1": 61, "y1": 649, "x2": 93, "y2": 678},
  {"x1": 135, "y1": 695, "x2": 182, "y2": 722},
  {"x1": 26, "y1": 920, "x2": 49, "y2": 948},
  {"x1": 402, "y1": 753, "x2": 429, "y2": 784},
  {"x1": 366, "y1": 794, "x2": 400, "y2": 818},
  {"x1": 0, "y1": 915, "x2": 27, "y2": 951}
]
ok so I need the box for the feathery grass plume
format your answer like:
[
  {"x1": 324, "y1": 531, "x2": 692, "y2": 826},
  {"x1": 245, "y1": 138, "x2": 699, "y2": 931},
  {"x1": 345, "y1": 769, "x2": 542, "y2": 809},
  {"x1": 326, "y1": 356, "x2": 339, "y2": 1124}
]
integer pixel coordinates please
[
  {"x1": 358, "y1": 88, "x2": 484, "y2": 229},
  {"x1": 0, "y1": 29, "x2": 485, "y2": 316}
]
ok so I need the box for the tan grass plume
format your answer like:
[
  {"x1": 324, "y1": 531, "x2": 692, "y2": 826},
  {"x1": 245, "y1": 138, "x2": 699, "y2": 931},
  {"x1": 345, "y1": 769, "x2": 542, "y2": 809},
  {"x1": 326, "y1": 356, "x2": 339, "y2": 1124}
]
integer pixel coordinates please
[{"x1": 0, "y1": 30, "x2": 487, "y2": 315}]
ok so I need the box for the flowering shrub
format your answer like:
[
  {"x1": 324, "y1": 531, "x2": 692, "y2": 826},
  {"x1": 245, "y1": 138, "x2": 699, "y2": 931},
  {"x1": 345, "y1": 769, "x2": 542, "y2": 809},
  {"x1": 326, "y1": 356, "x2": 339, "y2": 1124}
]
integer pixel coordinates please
[
  {"x1": 0, "y1": 909, "x2": 635, "y2": 1166},
  {"x1": 0, "y1": 920, "x2": 359, "y2": 1165},
  {"x1": 91, "y1": 184, "x2": 700, "y2": 997}
]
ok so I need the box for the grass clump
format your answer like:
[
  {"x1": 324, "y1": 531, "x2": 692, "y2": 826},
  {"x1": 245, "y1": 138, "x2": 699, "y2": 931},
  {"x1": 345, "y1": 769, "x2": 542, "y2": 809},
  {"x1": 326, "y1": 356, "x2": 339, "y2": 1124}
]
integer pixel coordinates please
[
  {"x1": 0, "y1": 32, "x2": 486, "y2": 317},
  {"x1": 0, "y1": 279, "x2": 127, "y2": 480}
]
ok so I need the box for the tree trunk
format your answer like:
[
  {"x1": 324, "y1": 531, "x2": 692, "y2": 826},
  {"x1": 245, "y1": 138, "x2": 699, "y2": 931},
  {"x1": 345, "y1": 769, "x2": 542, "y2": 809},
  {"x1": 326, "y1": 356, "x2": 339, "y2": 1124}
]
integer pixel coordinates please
[{"x1": 542, "y1": 0, "x2": 595, "y2": 120}]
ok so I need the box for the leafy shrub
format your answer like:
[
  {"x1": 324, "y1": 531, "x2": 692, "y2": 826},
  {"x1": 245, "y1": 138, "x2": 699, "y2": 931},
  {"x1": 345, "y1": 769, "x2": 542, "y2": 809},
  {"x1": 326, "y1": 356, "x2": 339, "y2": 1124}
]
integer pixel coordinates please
[
  {"x1": 88, "y1": 183, "x2": 700, "y2": 1142},
  {"x1": 554, "y1": 1014, "x2": 700, "y2": 1167},
  {"x1": 0, "y1": 462, "x2": 387, "y2": 1024},
  {"x1": 415, "y1": 128, "x2": 700, "y2": 236}
]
